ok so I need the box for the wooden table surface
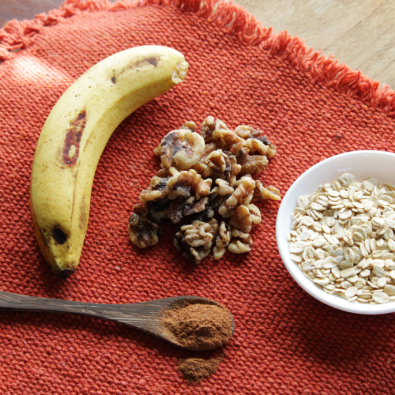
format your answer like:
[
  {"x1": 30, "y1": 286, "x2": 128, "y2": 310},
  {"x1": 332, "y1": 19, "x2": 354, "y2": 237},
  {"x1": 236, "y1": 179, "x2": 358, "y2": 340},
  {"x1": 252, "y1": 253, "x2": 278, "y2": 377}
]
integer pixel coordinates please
[{"x1": 1, "y1": 0, "x2": 395, "y2": 89}]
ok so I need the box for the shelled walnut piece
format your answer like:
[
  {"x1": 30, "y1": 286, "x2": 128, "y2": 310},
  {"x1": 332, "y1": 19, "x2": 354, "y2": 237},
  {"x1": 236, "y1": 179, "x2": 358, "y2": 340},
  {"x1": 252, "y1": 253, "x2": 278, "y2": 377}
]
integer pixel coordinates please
[{"x1": 129, "y1": 116, "x2": 281, "y2": 263}]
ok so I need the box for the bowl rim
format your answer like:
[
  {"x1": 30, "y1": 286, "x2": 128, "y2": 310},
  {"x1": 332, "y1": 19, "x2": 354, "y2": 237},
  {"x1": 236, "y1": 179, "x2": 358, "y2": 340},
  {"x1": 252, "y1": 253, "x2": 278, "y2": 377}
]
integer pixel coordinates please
[{"x1": 276, "y1": 150, "x2": 395, "y2": 315}]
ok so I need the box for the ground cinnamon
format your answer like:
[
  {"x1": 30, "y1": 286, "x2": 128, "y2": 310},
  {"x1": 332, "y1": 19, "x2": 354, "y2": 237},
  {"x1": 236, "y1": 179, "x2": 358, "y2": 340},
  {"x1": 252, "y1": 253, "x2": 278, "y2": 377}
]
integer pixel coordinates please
[
  {"x1": 160, "y1": 300, "x2": 233, "y2": 350},
  {"x1": 178, "y1": 357, "x2": 223, "y2": 383}
]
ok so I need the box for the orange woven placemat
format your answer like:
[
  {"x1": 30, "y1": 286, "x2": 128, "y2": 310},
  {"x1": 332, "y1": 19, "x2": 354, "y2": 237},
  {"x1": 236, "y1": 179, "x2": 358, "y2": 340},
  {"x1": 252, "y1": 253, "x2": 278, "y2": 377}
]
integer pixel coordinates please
[{"x1": 1, "y1": 0, "x2": 395, "y2": 393}]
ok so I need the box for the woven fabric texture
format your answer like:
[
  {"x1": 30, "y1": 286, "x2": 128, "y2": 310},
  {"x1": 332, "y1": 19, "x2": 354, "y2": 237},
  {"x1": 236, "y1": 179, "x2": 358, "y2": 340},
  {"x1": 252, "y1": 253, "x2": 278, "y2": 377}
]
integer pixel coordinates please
[{"x1": 1, "y1": 0, "x2": 395, "y2": 393}]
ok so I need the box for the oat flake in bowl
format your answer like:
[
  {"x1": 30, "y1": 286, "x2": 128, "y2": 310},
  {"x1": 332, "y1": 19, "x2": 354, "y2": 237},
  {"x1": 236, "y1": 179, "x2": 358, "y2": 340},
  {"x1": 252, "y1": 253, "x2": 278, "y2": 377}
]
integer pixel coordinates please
[{"x1": 276, "y1": 151, "x2": 395, "y2": 315}]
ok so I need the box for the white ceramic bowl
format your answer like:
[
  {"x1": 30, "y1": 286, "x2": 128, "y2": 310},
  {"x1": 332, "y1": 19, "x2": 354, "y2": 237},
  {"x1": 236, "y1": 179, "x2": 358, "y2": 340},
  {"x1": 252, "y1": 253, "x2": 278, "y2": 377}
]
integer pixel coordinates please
[{"x1": 276, "y1": 150, "x2": 395, "y2": 315}]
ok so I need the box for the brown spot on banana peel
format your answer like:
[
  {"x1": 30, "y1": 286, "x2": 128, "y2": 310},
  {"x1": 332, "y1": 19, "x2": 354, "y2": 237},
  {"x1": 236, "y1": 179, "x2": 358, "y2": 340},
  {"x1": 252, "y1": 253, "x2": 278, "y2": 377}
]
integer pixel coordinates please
[
  {"x1": 132, "y1": 56, "x2": 159, "y2": 68},
  {"x1": 63, "y1": 110, "x2": 86, "y2": 166},
  {"x1": 79, "y1": 196, "x2": 88, "y2": 230},
  {"x1": 119, "y1": 56, "x2": 159, "y2": 77},
  {"x1": 144, "y1": 57, "x2": 158, "y2": 66},
  {"x1": 52, "y1": 226, "x2": 68, "y2": 245}
]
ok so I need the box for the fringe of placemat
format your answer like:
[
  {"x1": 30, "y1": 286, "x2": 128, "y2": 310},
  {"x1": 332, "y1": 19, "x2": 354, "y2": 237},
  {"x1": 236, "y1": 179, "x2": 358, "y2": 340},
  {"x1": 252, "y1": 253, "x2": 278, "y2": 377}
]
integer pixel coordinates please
[{"x1": 1, "y1": 0, "x2": 395, "y2": 115}]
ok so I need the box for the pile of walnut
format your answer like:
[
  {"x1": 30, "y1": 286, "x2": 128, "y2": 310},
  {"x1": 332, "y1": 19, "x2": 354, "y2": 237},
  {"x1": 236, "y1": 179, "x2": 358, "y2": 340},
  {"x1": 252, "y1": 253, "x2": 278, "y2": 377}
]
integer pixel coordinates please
[{"x1": 128, "y1": 116, "x2": 281, "y2": 263}]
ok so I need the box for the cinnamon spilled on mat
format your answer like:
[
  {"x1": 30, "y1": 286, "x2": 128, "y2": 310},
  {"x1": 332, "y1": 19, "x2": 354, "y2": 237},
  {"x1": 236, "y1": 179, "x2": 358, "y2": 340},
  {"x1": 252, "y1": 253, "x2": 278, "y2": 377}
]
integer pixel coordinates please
[
  {"x1": 178, "y1": 356, "x2": 224, "y2": 383},
  {"x1": 160, "y1": 300, "x2": 233, "y2": 350}
]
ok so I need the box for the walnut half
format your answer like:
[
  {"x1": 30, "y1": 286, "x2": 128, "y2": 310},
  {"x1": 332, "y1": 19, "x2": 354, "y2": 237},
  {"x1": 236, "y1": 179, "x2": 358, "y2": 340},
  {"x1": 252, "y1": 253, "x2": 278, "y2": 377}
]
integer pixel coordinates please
[
  {"x1": 167, "y1": 169, "x2": 212, "y2": 199},
  {"x1": 155, "y1": 125, "x2": 205, "y2": 170},
  {"x1": 174, "y1": 220, "x2": 215, "y2": 263},
  {"x1": 237, "y1": 152, "x2": 268, "y2": 176},
  {"x1": 219, "y1": 175, "x2": 255, "y2": 218},
  {"x1": 229, "y1": 205, "x2": 252, "y2": 233},
  {"x1": 228, "y1": 231, "x2": 253, "y2": 254},
  {"x1": 128, "y1": 213, "x2": 163, "y2": 248},
  {"x1": 213, "y1": 221, "x2": 231, "y2": 260},
  {"x1": 181, "y1": 221, "x2": 213, "y2": 248},
  {"x1": 253, "y1": 180, "x2": 281, "y2": 201}
]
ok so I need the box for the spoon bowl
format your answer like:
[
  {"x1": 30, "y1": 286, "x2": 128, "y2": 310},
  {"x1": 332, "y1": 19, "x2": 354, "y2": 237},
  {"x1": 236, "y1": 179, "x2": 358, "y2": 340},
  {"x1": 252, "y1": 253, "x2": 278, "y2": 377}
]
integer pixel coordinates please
[{"x1": 0, "y1": 291, "x2": 234, "y2": 350}]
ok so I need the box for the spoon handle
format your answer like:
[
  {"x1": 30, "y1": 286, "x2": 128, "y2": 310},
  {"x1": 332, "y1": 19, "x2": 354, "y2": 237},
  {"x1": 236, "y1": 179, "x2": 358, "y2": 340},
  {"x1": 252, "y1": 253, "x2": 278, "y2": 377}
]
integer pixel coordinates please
[
  {"x1": 0, "y1": 290, "x2": 169, "y2": 332},
  {"x1": 0, "y1": 290, "x2": 125, "y2": 316}
]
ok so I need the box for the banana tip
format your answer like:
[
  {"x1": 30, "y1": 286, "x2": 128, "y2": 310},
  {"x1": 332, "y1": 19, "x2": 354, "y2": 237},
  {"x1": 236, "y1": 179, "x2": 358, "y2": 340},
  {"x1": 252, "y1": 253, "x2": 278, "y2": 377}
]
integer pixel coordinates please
[
  {"x1": 172, "y1": 60, "x2": 189, "y2": 84},
  {"x1": 56, "y1": 269, "x2": 75, "y2": 280}
]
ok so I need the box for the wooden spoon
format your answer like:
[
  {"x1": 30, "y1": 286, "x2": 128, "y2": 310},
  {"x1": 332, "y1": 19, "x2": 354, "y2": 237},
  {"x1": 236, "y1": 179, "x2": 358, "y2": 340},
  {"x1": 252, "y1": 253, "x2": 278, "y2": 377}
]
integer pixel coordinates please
[{"x1": 0, "y1": 292, "x2": 235, "y2": 350}]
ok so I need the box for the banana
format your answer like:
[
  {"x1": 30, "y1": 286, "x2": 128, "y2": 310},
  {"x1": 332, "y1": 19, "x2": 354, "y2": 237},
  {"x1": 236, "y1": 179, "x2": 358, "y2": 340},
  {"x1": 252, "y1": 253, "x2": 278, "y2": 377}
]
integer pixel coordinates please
[{"x1": 30, "y1": 46, "x2": 189, "y2": 279}]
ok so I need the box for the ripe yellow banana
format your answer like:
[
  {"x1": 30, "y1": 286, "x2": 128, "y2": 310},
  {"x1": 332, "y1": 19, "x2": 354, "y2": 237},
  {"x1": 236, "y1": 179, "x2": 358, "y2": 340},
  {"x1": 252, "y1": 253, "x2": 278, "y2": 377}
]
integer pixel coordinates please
[{"x1": 30, "y1": 46, "x2": 189, "y2": 279}]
